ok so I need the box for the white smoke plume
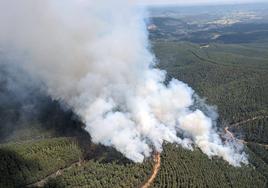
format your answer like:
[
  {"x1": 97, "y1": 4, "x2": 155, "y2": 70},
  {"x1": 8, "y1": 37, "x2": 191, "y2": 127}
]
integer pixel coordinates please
[{"x1": 0, "y1": 0, "x2": 248, "y2": 166}]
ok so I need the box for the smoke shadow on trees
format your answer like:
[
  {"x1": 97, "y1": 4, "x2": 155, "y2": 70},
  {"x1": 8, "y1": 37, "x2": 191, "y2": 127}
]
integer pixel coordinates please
[{"x1": 0, "y1": 148, "x2": 42, "y2": 187}]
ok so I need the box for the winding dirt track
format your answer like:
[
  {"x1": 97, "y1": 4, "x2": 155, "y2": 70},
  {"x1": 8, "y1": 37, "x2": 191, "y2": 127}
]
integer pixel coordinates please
[
  {"x1": 225, "y1": 127, "x2": 246, "y2": 143},
  {"x1": 27, "y1": 159, "x2": 83, "y2": 187},
  {"x1": 227, "y1": 115, "x2": 268, "y2": 148},
  {"x1": 230, "y1": 116, "x2": 268, "y2": 128},
  {"x1": 28, "y1": 154, "x2": 162, "y2": 188},
  {"x1": 225, "y1": 126, "x2": 268, "y2": 148},
  {"x1": 141, "y1": 153, "x2": 161, "y2": 188},
  {"x1": 27, "y1": 116, "x2": 267, "y2": 188}
]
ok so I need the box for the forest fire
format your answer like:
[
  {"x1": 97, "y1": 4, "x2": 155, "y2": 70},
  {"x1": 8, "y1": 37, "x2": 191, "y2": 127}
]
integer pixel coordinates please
[
  {"x1": 141, "y1": 153, "x2": 161, "y2": 188},
  {"x1": 0, "y1": 0, "x2": 247, "y2": 167}
]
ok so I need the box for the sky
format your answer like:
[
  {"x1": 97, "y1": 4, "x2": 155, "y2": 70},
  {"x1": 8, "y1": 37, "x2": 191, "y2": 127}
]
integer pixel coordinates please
[{"x1": 138, "y1": 0, "x2": 268, "y2": 5}]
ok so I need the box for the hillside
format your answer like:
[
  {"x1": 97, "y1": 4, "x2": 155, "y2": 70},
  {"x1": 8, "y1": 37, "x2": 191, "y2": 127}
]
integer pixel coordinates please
[
  {"x1": 0, "y1": 40, "x2": 267, "y2": 187},
  {"x1": 153, "y1": 41, "x2": 268, "y2": 141},
  {"x1": 1, "y1": 3, "x2": 268, "y2": 187}
]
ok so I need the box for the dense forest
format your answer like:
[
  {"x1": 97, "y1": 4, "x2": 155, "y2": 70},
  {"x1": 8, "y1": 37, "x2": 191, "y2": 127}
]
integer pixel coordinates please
[
  {"x1": 0, "y1": 40, "x2": 267, "y2": 187},
  {"x1": 1, "y1": 3, "x2": 268, "y2": 186},
  {"x1": 153, "y1": 42, "x2": 268, "y2": 125},
  {"x1": 0, "y1": 138, "x2": 83, "y2": 187},
  {"x1": 152, "y1": 144, "x2": 266, "y2": 188}
]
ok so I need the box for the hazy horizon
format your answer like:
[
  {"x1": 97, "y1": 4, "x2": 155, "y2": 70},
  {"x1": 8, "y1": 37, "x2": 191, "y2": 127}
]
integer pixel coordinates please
[{"x1": 138, "y1": 0, "x2": 268, "y2": 6}]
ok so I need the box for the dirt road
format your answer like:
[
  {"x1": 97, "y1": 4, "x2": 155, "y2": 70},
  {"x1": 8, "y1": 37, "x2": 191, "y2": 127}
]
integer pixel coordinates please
[
  {"x1": 27, "y1": 159, "x2": 83, "y2": 187},
  {"x1": 230, "y1": 116, "x2": 268, "y2": 128},
  {"x1": 141, "y1": 153, "x2": 161, "y2": 188}
]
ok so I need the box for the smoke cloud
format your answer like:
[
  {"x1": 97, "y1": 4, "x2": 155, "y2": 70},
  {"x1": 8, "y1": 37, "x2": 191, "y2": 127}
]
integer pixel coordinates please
[{"x1": 0, "y1": 0, "x2": 248, "y2": 166}]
